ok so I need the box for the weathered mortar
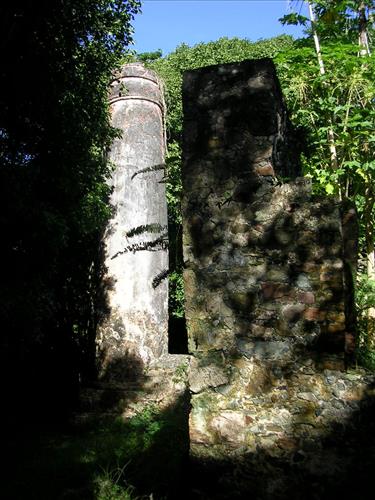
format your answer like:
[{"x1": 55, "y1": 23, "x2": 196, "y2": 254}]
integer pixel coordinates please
[
  {"x1": 97, "y1": 63, "x2": 168, "y2": 380},
  {"x1": 182, "y1": 59, "x2": 363, "y2": 482}
]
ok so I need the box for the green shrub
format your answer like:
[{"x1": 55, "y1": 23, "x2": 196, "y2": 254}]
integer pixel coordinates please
[{"x1": 356, "y1": 273, "x2": 375, "y2": 370}]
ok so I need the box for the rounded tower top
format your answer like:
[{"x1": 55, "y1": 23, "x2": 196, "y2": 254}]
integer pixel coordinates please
[{"x1": 109, "y1": 62, "x2": 164, "y2": 111}]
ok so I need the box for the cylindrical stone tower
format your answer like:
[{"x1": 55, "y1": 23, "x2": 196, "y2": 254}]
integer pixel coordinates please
[{"x1": 97, "y1": 63, "x2": 168, "y2": 380}]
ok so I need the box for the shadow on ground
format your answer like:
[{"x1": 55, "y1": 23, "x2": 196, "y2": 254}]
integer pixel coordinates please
[
  {"x1": 3, "y1": 362, "x2": 375, "y2": 500},
  {"x1": 3, "y1": 385, "x2": 190, "y2": 500}
]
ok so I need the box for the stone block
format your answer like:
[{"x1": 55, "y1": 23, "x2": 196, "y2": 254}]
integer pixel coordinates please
[
  {"x1": 304, "y1": 308, "x2": 325, "y2": 322},
  {"x1": 189, "y1": 357, "x2": 230, "y2": 394},
  {"x1": 281, "y1": 304, "x2": 306, "y2": 321},
  {"x1": 255, "y1": 164, "x2": 275, "y2": 176},
  {"x1": 261, "y1": 282, "x2": 294, "y2": 301},
  {"x1": 210, "y1": 411, "x2": 247, "y2": 444},
  {"x1": 297, "y1": 291, "x2": 315, "y2": 304}
]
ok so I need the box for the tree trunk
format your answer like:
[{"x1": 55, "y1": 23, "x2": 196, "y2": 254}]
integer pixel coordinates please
[
  {"x1": 364, "y1": 188, "x2": 375, "y2": 347},
  {"x1": 307, "y1": 2, "x2": 339, "y2": 177},
  {"x1": 358, "y1": 2, "x2": 371, "y2": 56},
  {"x1": 357, "y1": 3, "x2": 374, "y2": 347}
]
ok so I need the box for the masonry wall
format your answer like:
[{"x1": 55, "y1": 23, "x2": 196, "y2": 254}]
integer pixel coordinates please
[
  {"x1": 182, "y1": 59, "x2": 362, "y2": 482},
  {"x1": 96, "y1": 63, "x2": 168, "y2": 380}
]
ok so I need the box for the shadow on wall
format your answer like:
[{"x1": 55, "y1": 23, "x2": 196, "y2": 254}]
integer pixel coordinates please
[
  {"x1": 81, "y1": 218, "x2": 167, "y2": 385},
  {"x1": 182, "y1": 168, "x2": 373, "y2": 500},
  {"x1": 185, "y1": 176, "x2": 352, "y2": 356},
  {"x1": 77, "y1": 350, "x2": 147, "y2": 418},
  {"x1": 188, "y1": 383, "x2": 375, "y2": 500},
  {"x1": 184, "y1": 185, "x2": 375, "y2": 499}
]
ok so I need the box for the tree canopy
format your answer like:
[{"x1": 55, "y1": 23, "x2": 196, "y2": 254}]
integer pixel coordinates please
[
  {"x1": 278, "y1": 0, "x2": 375, "y2": 364},
  {"x1": 143, "y1": 5, "x2": 374, "y2": 364},
  {"x1": 1, "y1": 0, "x2": 374, "y2": 417},
  {"x1": 0, "y1": 0, "x2": 140, "y2": 415},
  {"x1": 144, "y1": 36, "x2": 296, "y2": 320}
]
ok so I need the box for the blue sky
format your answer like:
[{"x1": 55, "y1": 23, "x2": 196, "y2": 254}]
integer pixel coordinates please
[{"x1": 132, "y1": 0, "x2": 308, "y2": 55}]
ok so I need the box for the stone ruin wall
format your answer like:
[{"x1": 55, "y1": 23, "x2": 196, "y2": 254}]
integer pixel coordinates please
[
  {"x1": 182, "y1": 59, "x2": 365, "y2": 466},
  {"x1": 91, "y1": 61, "x2": 375, "y2": 497},
  {"x1": 97, "y1": 63, "x2": 169, "y2": 380}
]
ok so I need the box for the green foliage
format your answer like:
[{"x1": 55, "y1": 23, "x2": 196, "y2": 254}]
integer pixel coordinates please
[
  {"x1": 126, "y1": 223, "x2": 167, "y2": 238},
  {"x1": 94, "y1": 465, "x2": 138, "y2": 500},
  {"x1": 276, "y1": 41, "x2": 375, "y2": 198},
  {"x1": 172, "y1": 362, "x2": 189, "y2": 383},
  {"x1": 276, "y1": 1, "x2": 374, "y2": 203},
  {"x1": 169, "y1": 270, "x2": 185, "y2": 318},
  {"x1": 356, "y1": 273, "x2": 375, "y2": 315},
  {"x1": 3, "y1": 400, "x2": 189, "y2": 498},
  {"x1": 282, "y1": 1, "x2": 374, "y2": 43},
  {"x1": 165, "y1": 141, "x2": 183, "y2": 225},
  {"x1": 149, "y1": 36, "x2": 295, "y2": 318},
  {"x1": 312, "y1": 1, "x2": 375, "y2": 43},
  {"x1": 278, "y1": 1, "x2": 375, "y2": 367},
  {"x1": 151, "y1": 35, "x2": 294, "y2": 140},
  {"x1": 279, "y1": 12, "x2": 309, "y2": 26},
  {"x1": 0, "y1": 0, "x2": 140, "y2": 407},
  {"x1": 127, "y1": 404, "x2": 165, "y2": 450},
  {"x1": 356, "y1": 273, "x2": 375, "y2": 369},
  {"x1": 137, "y1": 49, "x2": 163, "y2": 63}
]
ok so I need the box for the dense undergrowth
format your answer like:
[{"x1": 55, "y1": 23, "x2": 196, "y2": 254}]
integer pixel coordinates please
[
  {"x1": 3, "y1": 401, "x2": 189, "y2": 500},
  {"x1": 1, "y1": 1, "x2": 374, "y2": 497},
  {"x1": 142, "y1": 24, "x2": 375, "y2": 369}
]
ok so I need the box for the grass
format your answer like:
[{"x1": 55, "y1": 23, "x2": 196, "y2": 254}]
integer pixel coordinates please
[{"x1": 3, "y1": 397, "x2": 189, "y2": 499}]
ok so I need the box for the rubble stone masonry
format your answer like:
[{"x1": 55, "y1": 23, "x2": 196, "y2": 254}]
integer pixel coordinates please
[{"x1": 182, "y1": 60, "x2": 371, "y2": 495}]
